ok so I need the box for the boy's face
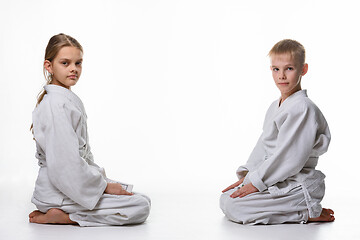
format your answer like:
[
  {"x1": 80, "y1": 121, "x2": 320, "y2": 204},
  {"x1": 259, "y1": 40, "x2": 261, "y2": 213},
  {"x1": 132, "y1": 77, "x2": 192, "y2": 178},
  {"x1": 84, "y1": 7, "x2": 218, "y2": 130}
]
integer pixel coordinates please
[{"x1": 270, "y1": 53, "x2": 308, "y2": 100}]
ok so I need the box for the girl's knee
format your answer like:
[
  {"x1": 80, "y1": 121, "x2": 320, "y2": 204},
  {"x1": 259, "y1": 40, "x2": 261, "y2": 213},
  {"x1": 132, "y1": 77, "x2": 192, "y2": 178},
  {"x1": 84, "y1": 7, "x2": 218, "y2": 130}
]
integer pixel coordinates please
[
  {"x1": 127, "y1": 195, "x2": 151, "y2": 223},
  {"x1": 137, "y1": 196, "x2": 151, "y2": 219}
]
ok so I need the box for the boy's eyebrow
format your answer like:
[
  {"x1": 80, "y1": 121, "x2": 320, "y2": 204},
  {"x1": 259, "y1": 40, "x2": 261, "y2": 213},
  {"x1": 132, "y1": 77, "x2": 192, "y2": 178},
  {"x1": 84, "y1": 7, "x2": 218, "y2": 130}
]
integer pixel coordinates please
[{"x1": 271, "y1": 63, "x2": 294, "y2": 68}]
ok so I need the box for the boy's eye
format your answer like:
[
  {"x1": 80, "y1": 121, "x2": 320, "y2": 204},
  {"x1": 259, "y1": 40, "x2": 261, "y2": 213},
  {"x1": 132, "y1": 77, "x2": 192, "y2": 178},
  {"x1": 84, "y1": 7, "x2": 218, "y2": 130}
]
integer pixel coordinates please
[
  {"x1": 76, "y1": 62, "x2": 82, "y2": 66},
  {"x1": 61, "y1": 62, "x2": 68, "y2": 66},
  {"x1": 273, "y1": 68, "x2": 279, "y2": 71},
  {"x1": 287, "y1": 67, "x2": 294, "y2": 70}
]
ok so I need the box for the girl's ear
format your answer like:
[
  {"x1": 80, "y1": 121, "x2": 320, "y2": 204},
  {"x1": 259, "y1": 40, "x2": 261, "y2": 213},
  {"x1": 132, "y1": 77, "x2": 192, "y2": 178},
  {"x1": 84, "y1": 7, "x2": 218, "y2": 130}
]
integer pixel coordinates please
[
  {"x1": 301, "y1": 63, "x2": 308, "y2": 76},
  {"x1": 44, "y1": 60, "x2": 53, "y2": 74}
]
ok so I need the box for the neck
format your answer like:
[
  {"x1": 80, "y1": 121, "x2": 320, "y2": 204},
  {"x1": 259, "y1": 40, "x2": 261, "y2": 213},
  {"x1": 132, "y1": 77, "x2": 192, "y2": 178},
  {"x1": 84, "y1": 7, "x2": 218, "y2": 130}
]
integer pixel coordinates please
[{"x1": 280, "y1": 88, "x2": 302, "y2": 106}]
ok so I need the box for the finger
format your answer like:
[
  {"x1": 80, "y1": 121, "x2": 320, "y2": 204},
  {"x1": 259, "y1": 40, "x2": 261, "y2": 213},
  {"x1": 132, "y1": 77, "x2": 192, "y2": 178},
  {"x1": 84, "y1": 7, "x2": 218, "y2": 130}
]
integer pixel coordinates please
[
  {"x1": 222, "y1": 182, "x2": 241, "y2": 193},
  {"x1": 121, "y1": 190, "x2": 133, "y2": 196},
  {"x1": 222, "y1": 185, "x2": 233, "y2": 193},
  {"x1": 238, "y1": 191, "x2": 247, "y2": 198},
  {"x1": 238, "y1": 186, "x2": 257, "y2": 198},
  {"x1": 222, "y1": 186, "x2": 232, "y2": 193},
  {"x1": 237, "y1": 185, "x2": 251, "y2": 198},
  {"x1": 222, "y1": 186, "x2": 235, "y2": 193},
  {"x1": 230, "y1": 189, "x2": 242, "y2": 198}
]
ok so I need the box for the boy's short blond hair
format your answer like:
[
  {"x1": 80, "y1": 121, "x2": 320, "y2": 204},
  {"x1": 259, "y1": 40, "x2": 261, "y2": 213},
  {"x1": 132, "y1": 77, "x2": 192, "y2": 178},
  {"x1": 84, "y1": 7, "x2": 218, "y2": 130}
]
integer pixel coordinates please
[{"x1": 268, "y1": 39, "x2": 306, "y2": 66}]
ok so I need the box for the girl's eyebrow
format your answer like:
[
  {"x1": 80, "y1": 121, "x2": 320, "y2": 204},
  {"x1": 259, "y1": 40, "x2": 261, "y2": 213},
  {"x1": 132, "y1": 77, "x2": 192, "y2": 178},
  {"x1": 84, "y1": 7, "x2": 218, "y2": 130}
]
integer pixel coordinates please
[{"x1": 58, "y1": 58, "x2": 83, "y2": 61}]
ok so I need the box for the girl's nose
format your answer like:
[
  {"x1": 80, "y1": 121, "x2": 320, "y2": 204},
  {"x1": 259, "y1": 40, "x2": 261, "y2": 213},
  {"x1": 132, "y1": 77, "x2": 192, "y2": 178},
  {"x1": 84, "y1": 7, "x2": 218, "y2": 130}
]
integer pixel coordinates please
[{"x1": 70, "y1": 64, "x2": 77, "y2": 72}]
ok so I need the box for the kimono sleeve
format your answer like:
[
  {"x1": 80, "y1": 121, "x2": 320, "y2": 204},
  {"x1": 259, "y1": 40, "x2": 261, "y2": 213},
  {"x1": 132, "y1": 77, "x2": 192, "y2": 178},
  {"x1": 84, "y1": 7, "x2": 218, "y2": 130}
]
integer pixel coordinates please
[
  {"x1": 247, "y1": 103, "x2": 327, "y2": 192},
  {"x1": 42, "y1": 101, "x2": 107, "y2": 210},
  {"x1": 236, "y1": 134, "x2": 266, "y2": 179}
]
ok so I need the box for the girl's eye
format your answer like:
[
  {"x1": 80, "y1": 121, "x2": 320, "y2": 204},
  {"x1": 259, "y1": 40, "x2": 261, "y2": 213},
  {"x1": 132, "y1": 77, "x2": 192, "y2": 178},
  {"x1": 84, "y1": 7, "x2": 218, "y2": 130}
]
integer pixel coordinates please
[
  {"x1": 287, "y1": 67, "x2": 294, "y2": 70},
  {"x1": 273, "y1": 68, "x2": 279, "y2": 72},
  {"x1": 76, "y1": 62, "x2": 82, "y2": 66},
  {"x1": 62, "y1": 62, "x2": 68, "y2": 66}
]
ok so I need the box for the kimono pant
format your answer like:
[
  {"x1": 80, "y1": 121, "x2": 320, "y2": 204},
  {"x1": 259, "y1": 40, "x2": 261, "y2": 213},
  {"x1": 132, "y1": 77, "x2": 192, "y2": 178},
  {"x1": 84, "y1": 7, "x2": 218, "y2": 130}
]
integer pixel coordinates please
[
  {"x1": 220, "y1": 186, "x2": 315, "y2": 225},
  {"x1": 32, "y1": 193, "x2": 151, "y2": 227}
]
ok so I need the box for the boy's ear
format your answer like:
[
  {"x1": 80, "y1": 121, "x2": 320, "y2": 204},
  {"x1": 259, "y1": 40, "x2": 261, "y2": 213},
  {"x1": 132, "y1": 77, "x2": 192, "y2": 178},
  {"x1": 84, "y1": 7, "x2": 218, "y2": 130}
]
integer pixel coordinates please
[
  {"x1": 301, "y1": 63, "x2": 308, "y2": 76},
  {"x1": 44, "y1": 60, "x2": 53, "y2": 74}
]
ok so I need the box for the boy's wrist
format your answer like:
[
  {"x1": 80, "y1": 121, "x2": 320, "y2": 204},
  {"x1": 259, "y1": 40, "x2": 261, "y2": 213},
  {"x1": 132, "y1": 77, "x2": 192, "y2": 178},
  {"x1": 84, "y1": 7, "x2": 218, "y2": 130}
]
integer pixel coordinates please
[{"x1": 248, "y1": 172, "x2": 267, "y2": 192}]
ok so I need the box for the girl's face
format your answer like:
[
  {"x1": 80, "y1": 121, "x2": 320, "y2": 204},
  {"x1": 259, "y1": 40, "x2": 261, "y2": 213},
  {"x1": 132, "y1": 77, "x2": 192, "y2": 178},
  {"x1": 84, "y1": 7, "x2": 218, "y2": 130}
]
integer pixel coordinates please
[
  {"x1": 270, "y1": 53, "x2": 308, "y2": 101},
  {"x1": 45, "y1": 46, "x2": 83, "y2": 89}
]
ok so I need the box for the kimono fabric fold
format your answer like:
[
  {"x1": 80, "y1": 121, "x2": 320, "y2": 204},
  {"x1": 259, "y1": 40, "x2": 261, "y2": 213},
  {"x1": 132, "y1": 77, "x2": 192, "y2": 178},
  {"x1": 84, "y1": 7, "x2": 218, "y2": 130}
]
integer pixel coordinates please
[
  {"x1": 220, "y1": 90, "x2": 330, "y2": 225},
  {"x1": 31, "y1": 85, "x2": 150, "y2": 226}
]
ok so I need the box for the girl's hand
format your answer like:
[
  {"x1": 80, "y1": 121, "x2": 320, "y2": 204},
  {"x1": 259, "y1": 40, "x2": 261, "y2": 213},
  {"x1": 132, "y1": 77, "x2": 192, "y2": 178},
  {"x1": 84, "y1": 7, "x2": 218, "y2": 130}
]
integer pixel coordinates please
[
  {"x1": 104, "y1": 183, "x2": 133, "y2": 196},
  {"x1": 230, "y1": 183, "x2": 259, "y2": 198},
  {"x1": 222, "y1": 177, "x2": 245, "y2": 193}
]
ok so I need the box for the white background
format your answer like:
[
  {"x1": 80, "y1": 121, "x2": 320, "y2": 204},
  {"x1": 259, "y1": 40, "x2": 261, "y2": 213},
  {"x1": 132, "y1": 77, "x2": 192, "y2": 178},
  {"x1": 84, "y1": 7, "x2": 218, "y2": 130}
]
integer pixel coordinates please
[{"x1": 0, "y1": 0, "x2": 359, "y2": 239}]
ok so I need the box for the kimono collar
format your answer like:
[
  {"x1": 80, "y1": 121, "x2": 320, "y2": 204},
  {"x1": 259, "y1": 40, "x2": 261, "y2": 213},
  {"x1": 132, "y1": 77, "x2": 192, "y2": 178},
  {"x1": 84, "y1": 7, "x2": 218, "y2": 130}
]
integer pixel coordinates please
[
  {"x1": 279, "y1": 89, "x2": 308, "y2": 107},
  {"x1": 44, "y1": 84, "x2": 85, "y2": 112}
]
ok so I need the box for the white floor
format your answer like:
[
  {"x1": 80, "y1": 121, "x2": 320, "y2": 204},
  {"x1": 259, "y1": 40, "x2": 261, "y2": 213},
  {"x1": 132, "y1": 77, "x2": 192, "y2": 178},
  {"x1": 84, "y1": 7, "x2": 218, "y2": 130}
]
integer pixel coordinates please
[{"x1": 1, "y1": 183, "x2": 358, "y2": 240}]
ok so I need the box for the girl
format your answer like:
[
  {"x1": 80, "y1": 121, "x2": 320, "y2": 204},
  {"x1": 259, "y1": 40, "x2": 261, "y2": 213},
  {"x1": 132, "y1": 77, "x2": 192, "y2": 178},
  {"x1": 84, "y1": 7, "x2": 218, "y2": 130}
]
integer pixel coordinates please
[
  {"x1": 220, "y1": 39, "x2": 334, "y2": 224},
  {"x1": 29, "y1": 33, "x2": 151, "y2": 226}
]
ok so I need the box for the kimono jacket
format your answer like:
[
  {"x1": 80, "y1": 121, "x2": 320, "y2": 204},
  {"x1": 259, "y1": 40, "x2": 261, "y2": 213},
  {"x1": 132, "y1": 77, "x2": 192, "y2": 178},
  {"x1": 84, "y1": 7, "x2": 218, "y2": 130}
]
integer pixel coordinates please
[
  {"x1": 237, "y1": 90, "x2": 331, "y2": 217},
  {"x1": 32, "y1": 85, "x2": 107, "y2": 210}
]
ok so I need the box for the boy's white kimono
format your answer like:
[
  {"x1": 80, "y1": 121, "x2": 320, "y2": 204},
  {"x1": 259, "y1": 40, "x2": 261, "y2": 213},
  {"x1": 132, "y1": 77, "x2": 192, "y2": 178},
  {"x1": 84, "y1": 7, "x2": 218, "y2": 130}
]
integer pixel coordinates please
[
  {"x1": 31, "y1": 85, "x2": 150, "y2": 227},
  {"x1": 220, "y1": 90, "x2": 330, "y2": 224}
]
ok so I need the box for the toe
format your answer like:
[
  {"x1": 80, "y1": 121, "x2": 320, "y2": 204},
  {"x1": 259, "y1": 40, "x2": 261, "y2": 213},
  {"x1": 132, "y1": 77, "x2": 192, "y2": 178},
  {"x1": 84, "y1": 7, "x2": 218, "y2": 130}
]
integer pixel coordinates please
[
  {"x1": 29, "y1": 215, "x2": 38, "y2": 223},
  {"x1": 29, "y1": 210, "x2": 40, "y2": 218}
]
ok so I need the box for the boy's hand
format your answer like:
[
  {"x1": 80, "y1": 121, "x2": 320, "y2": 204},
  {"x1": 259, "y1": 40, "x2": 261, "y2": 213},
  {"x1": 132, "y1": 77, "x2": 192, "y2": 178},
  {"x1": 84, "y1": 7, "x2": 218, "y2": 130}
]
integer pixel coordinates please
[
  {"x1": 104, "y1": 183, "x2": 133, "y2": 196},
  {"x1": 230, "y1": 183, "x2": 259, "y2": 198},
  {"x1": 222, "y1": 178, "x2": 245, "y2": 193}
]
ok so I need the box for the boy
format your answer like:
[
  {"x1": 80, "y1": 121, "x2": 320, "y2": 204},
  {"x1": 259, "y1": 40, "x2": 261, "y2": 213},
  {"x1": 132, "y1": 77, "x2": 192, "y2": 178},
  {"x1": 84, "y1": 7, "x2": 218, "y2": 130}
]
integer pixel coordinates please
[{"x1": 220, "y1": 39, "x2": 334, "y2": 224}]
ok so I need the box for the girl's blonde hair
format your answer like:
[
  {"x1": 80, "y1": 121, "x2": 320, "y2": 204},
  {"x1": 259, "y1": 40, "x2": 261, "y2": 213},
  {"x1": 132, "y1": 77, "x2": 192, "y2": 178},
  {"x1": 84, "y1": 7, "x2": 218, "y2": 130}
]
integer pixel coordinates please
[
  {"x1": 268, "y1": 39, "x2": 306, "y2": 66},
  {"x1": 31, "y1": 33, "x2": 83, "y2": 131}
]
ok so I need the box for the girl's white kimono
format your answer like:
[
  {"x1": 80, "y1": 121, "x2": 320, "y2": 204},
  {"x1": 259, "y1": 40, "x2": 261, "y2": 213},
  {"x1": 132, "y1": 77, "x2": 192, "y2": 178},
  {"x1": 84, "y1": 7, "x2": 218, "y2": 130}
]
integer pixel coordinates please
[
  {"x1": 220, "y1": 90, "x2": 330, "y2": 224},
  {"x1": 31, "y1": 85, "x2": 150, "y2": 227}
]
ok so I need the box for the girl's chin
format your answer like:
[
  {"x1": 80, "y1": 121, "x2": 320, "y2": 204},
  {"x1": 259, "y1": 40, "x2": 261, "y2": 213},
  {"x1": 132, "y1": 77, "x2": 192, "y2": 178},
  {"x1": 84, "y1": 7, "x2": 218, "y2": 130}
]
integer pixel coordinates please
[{"x1": 66, "y1": 80, "x2": 78, "y2": 86}]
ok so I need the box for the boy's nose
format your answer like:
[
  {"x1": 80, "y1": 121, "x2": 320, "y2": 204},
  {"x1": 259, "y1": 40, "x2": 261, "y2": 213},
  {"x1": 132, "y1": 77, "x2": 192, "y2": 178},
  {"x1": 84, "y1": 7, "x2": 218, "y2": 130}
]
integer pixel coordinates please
[{"x1": 279, "y1": 71, "x2": 286, "y2": 79}]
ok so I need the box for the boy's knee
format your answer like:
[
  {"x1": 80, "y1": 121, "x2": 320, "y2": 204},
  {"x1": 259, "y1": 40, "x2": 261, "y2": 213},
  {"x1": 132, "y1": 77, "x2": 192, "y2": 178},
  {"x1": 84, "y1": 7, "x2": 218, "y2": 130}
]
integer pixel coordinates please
[
  {"x1": 220, "y1": 193, "x2": 248, "y2": 223},
  {"x1": 220, "y1": 193, "x2": 235, "y2": 213},
  {"x1": 220, "y1": 191, "x2": 239, "y2": 210}
]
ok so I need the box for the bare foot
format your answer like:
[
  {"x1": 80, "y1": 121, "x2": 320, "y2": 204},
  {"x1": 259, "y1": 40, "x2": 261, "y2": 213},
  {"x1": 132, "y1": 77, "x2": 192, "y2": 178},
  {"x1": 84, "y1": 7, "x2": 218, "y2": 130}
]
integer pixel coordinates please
[
  {"x1": 308, "y1": 208, "x2": 335, "y2": 222},
  {"x1": 29, "y1": 209, "x2": 77, "y2": 225}
]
